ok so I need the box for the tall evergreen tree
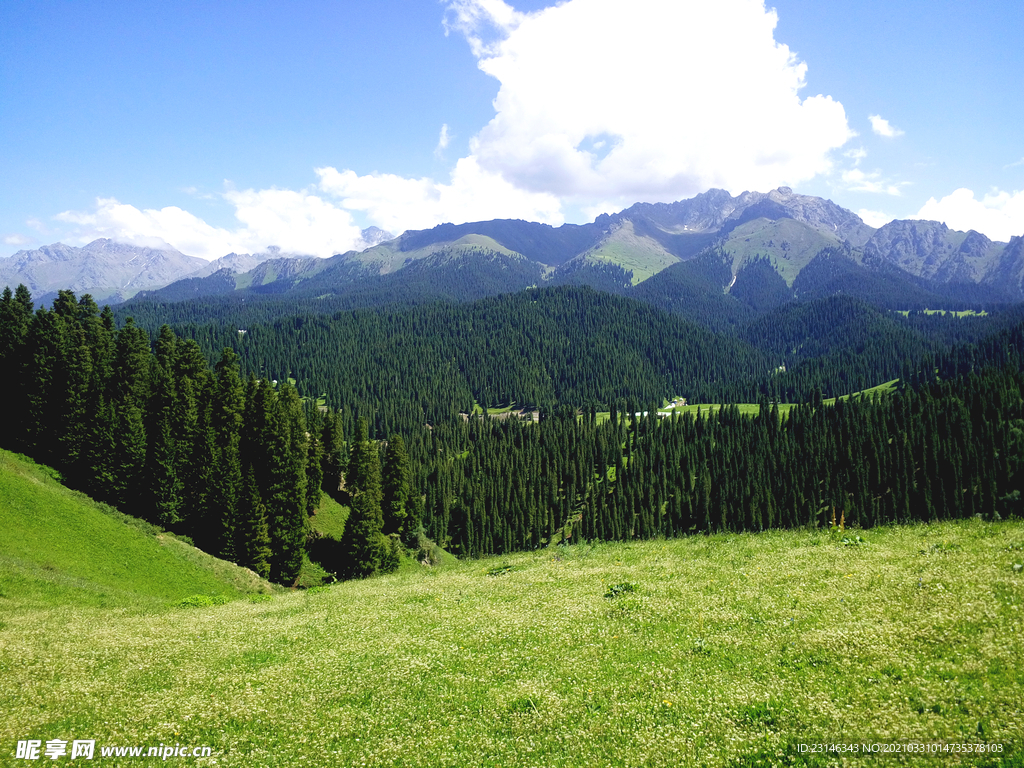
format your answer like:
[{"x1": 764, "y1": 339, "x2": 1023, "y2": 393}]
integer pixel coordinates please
[
  {"x1": 338, "y1": 419, "x2": 386, "y2": 578},
  {"x1": 382, "y1": 433, "x2": 410, "y2": 535},
  {"x1": 143, "y1": 358, "x2": 183, "y2": 527},
  {"x1": 205, "y1": 348, "x2": 245, "y2": 558},
  {"x1": 236, "y1": 465, "x2": 272, "y2": 579},
  {"x1": 268, "y1": 383, "x2": 309, "y2": 584}
]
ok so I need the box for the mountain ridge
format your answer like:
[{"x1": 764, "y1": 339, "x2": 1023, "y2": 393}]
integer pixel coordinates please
[{"x1": 8, "y1": 190, "x2": 1023, "y2": 310}]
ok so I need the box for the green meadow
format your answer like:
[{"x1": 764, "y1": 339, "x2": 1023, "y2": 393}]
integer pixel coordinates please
[
  {"x1": 0, "y1": 451, "x2": 273, "y2": 609},
  {"x1": 2, "y1": 451, "x2": 1023, "y2": 766}
]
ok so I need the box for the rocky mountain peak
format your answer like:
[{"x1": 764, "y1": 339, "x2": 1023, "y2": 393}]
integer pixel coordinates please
[{"x1": 359, "y1": 227, "x2": 395, "y2": 249}]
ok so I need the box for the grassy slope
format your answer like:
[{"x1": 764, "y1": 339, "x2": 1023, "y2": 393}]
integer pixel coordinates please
[
  {"x1": 582, "y1": 220, "x2": 680, "y2": 284},
  {"x1": 662, "y1": 402, "x2": 796, "y2": 418},
  {"x1": 823, "y1": 378, "x2": 899, "y2": 405},
  {"x1": 723, "y1": 218, "x2": 842, "y2": 285},
  {"x1": 1, "y1": 520, "x2": 1021, "y2": 766},
  {"x1": 309, "y1": 493, "x2": 349, "y2": 540},
  {"x1": 346, "y1": 235, "x2": 520, "y2": 275},
  {"x1": 0, "y1": 450, "x2": 272, "y2": 610},
  {"x1": 593, "y1": 380, "x2": 905, "y2": 423}
]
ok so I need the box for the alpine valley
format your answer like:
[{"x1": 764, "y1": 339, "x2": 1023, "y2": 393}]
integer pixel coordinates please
[{"x1": 4, "y1": 187, "x2": 1024, "y2": 766}]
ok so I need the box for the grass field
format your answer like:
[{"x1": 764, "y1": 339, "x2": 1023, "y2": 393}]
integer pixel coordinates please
[
  {"x1": 309, "y1": 493, "x2": 349, "y2": 540},
  {"x1": 0, "y1": 450, "x2": 273, "y2": 609},
  {"x1": 594, "y1": 402, "x2": 797, "y2": 424},
  {"x1": 472, "y1": 401, "x2": 518, "y2": 416},
  {"x1": 823, "y1": 378, "x2": 900, "y2": 406},
  {"x1": 895, "y1": 310, "x2": 989, "y2": 318},
  {"x1": 660, "y1": 402, "x2": 798, "y2": 418},
  {"x1": 722, "y1": 217, "x2": 842, "y2": 286},
  {"x1": 2, "y1": 447, "x2": 1022, "y2": 768},
  {"x1": 582, "y1": 220, "x2": 680, "y2": 284},
  {"x1": 590, "y1": 381, "x2": 904, "y2": 425}
]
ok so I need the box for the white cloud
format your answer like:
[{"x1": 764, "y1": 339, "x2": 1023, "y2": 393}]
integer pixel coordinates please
[
  {"x1": 844, "y1": 147, "x2": 867, "y2": 164},
  {"x1": 857, "y1": 209, "x2": 895, "y2": 229},
  {"x1": 435, "y1": 123, "x2": 452, "y2": 158},
  {"x1": 27, "y1": 218, "x2": 51, "y2": 236},
  {"x1": 840, "y1": 168, "x2": 907, "y2": 196},
  {"x1": 456, "y1": 0, "x2": 853, "y2": 208},
  {"x1": 1006, "y1": 157, "x2": 1024, "y2": 170},
  {"x1": 444, "y1": 0, "x2": 525, "y2": 57},
  {"x1": 868, "y1": 114, "x2": 904, "y2": 138},
  {"x1": 325, "y1": 0, "x2": 853, "y2": 233},
  {"x1": 3, "y1": 234, "x2": 32, "y2": 246},
  {"x1": 915, "y1": 188, "x2": 1024, "y2": 242},
  {"x1": 316, "y1": 156, "x2": 563, "y2": 234},
  {"x1": 55, "y1": 189, "x2": 366, "y2": 260},
  {"x1": 581, "y1": 200, "x2": 624, "y2": 222}
]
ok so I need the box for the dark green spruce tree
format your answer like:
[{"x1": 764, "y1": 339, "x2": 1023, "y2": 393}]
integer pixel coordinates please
[
  {"x1": 338, "y1": 419, "x2": 386, "y2": 578},
  {"x1": 381, "y1": 433, "x2": 410, "y2": 536},
  {"x1": 206, "y1": 348, "x2": 245, "y2": 559},
  {"x1": 268, "y1": 383, "x2": 309, "y2": 584},
  {"x1": 235, "y1": 465, "x2": 272, "y2": 579}
]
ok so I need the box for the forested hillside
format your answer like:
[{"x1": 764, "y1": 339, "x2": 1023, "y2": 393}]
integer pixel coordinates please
[
  {"x1": 132, "y1": 283, "x2": 1012, "y2": 423},
  {"x1": 0, "y1": 286, "x2": 329, "y2": 583},
  {"x1": 4, "y1": 280, "x2": 1024, "y2": 584}
]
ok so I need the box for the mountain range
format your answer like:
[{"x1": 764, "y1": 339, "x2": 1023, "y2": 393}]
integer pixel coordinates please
[
  {"x1": 5, "y1": 188, "x2": 1023, "y2": 314},
  {"x1": 0, "y1": 228, "x2": 394, "y2": 307}
]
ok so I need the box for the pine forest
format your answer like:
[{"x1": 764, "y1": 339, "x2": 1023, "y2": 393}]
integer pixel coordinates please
[{"x1": 3, "y1": 283, "x2": 1023, "y2": 584}]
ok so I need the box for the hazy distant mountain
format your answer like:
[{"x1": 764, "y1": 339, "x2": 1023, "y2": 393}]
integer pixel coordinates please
[
  {"x1": 187, "y1": 251, "x2": 280, "y2": 279},
  {"x1": 982, "y1": 236, "x2": 1024, "y2": 297},
  {"x1": 0, "y1": 239, "x2": 207, "y2": 305},
  {"x1": 0, "y1": 237, "x2": 366, "y2": 306},
  {"x1": 358, "y1": 226, "x2": 395, "y2": 249}
]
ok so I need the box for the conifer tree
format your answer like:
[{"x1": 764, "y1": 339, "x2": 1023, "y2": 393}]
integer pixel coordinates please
[
  {"x1": 0, "y1": 286, "x2": 34, "y2": 435},
  {"x1": 338, "y1": 419, "x2": 386, "y2": 578},
  {"x1": 205, "y1": 349, "x2": 245, "y2": 558},
  {"x1": 268, "y1": 383, "x2": 309, "y2": 584},
  {"x1": 109, "y1": 400, "x2": 147, "y2": 510},
  {"x1": 236, "y1": 465, "x2": 272, "y2": 579},
  {"x1": 305, "y1": 407, "x2": 325, "y2": 516},
  {"x1": 23, "y1": 307, "x2": 70, "y2": 462},
  {"x1": 171, "y1": 339, "x2": 212, "y2": 528},
  {"x1": 59, "y1": 323, "x2": 94, "y2": 485},
  {"x1": 143, "y1": 360, "x2": 183, "y2": 527},
  {"x1": 319, "y1": 410, "x2": 346, "y2": 498},
  {"x1": 382, "y1": 433, "x2": 410, "y2": 535}
]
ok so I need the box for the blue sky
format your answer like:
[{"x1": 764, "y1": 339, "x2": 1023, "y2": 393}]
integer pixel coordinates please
[{"x1": 2, "y1": 0, "x2": 1022, "y2": 259}]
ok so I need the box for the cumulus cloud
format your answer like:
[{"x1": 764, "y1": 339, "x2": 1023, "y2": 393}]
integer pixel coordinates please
[
  {"x1": 915, "y1": 188, "x2": 1024, "y2": 242},
  {"x1": 869, "y1": 114, "x2": 904, "y2": 138},
  {"x1": 458, "y1": 0, "x2": 852, "y2": 207},
  {"x1": 316, "y1": 156, "x2": 563, "y2": 234},
  {"x1": 444, "y1": 0, "x2": 525, "y2": 56},
  {"x1": 857, "y1": 209, "x2": 895, "y2": 229},
  {"x1": 844, "y1": 147, "x2": 868, "y2": 164},
  {"x1": 325, "y1": 0, "x2": 853, "y2": 231},
  {"x1": 55, "y1": 189, "x2": 366, "y2": 260},
  {"x1": 841, "y1": 168, "x2": 907, "y2": 196},
  {"x1": 3, "y1": 233, "x2": 32, "y2": 246}
]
